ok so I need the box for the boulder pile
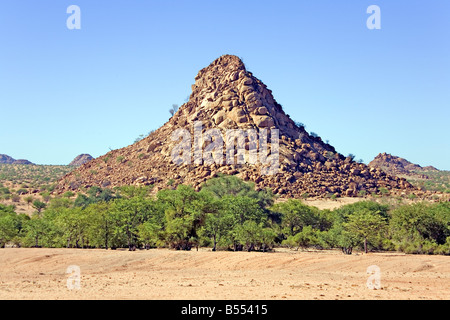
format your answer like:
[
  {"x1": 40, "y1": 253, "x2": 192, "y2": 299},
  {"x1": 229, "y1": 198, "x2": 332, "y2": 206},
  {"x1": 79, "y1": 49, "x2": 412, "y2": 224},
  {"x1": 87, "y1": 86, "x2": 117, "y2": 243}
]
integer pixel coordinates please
[{"x1": 56, "y1": 55, "x2": 416, "y2": 198}]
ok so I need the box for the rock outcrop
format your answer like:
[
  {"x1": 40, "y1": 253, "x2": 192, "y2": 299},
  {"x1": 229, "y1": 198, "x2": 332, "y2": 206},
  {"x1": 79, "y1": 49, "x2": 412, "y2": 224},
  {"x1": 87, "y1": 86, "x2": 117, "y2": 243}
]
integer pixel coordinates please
[
  {"x1": 56, "y1": 55, "x2": 416, "y2": 198},
  {"x1": 69, "y1": 154, "x2": 94, "y2": 167},
  {"x1": 369, "y1": 153, "x2": 439, "y2": 178}
]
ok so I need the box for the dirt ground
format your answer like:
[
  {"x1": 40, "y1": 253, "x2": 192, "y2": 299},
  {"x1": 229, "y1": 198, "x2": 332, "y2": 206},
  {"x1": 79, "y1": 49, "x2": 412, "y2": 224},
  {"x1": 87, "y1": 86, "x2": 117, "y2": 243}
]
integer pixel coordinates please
[{"x1": 0, "y1": 248, "x2": 448, "y2": 300}]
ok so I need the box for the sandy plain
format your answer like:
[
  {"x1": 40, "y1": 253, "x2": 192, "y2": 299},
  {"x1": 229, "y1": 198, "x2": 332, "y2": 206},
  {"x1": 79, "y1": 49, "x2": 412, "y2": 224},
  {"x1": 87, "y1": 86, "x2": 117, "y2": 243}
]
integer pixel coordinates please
[{"x1": 0, "y1": 247, "x2": 448, "y2": 300}]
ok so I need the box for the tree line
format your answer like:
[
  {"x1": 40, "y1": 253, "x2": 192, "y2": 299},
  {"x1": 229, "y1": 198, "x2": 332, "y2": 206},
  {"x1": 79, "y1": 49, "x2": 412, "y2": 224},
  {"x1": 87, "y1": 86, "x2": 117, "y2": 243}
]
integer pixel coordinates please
[{"x1": 0, "y1": 175, "x2": 449, "y2": 255}]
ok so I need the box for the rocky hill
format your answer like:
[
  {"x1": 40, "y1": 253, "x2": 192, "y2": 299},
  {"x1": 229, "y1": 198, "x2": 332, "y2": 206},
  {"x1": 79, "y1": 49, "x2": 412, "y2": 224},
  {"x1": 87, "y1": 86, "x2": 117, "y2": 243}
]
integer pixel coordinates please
[
  {"x1": 0, "y1": 154, "x2": 33, "y2": 165},
  {"x1": 369, "y1": 153, "x2": 439, "y2": 177},
  {"x1": 0, "y1": 155, "x2": 15, "y2": 164},
  {"x1": 369, "y1": 153, "x2": 448, "y2": 193},
  {"x1": 69, "y1": 154, "x2": 94, "y2": 167},
  {"x1": 56, "y1": 55, "x2": 416, "y2": 198}
]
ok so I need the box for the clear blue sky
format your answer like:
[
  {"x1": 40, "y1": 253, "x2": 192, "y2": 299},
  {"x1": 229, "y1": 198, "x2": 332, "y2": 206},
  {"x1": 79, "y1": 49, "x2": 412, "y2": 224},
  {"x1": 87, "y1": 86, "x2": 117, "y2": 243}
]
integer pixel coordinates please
[{"x1": 1, "y1": 0, "x2": 449, "y2": 169}]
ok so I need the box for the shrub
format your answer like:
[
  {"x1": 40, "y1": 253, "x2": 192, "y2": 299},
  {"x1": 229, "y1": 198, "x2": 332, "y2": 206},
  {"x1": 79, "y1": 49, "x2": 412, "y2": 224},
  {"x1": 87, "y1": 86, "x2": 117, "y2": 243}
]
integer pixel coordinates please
[
  {"x1": 408, "y1": 193, "x2": 417, "y2": 200},
  {"x1": 63, "y1": 191, "x2": 75, "y2": 198},
  {"x1": 24, "y1": 196, "x2": 34, "y2": 207},
  {"x1": 116, "y1": 156, "x2": 124, "y2": 163},
  {"x1": 16, "y1": 188, "x2": 28, "y2": 195},
  {"x1": 32, "y1": 200, "x2": 46, "y2": 213},
  {"x1": 379, "y1": 187, "x2": 390, "y2": 196},
  {"x1": 295, "y1": 122, "x2": 305, "y2": 130}
]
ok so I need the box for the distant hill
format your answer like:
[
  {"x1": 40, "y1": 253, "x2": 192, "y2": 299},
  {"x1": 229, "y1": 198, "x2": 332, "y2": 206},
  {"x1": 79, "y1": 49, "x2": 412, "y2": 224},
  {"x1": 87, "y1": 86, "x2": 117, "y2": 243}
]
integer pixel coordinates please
[
  {"x1": 0, "y1": 154, "x2": 34, "y2": 165},
  {"x1": 369, "y1": 153, "x2": 439, "y2": 176},
  {"x1": 0, "y1": 154, "x2": 15, "y2": 164},
  {"x1": 369, "y1": 153, "x2": 449, "y2": 193},
  {"x1": 69, "y1": 154, "x2": 94, "y2": 167}
]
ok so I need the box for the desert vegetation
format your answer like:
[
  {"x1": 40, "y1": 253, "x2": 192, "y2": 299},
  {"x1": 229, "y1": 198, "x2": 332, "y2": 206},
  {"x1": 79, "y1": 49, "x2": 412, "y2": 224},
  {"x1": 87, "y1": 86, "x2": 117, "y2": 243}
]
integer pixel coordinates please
[
  {"x1": 0, "y1": 175, "x2": 448, "y2": 255},
  {"x1": 0, "y1": 164, "x2": 73, "y2": 187},
  {"x1": 408, "y1": 170, "x2": 450, "y2": 193},
  {"x1": 0, "y1": 164, "x2": 74, "y2": 215}
]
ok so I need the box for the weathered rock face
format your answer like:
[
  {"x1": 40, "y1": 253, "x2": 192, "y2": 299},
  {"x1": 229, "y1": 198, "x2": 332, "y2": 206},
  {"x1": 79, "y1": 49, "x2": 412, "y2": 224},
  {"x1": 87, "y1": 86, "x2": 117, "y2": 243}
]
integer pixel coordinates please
[
  {"x1": 56, "y1": 55, "x2": 416, "y2": 198},
  {"x1": 69, "y1": 154, "x2": 94, "y2": 167}
]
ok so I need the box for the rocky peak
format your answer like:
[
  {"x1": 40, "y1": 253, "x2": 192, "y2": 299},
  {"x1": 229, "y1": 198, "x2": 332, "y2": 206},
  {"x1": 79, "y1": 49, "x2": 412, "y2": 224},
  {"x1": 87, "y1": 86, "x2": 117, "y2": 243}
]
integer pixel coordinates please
[
  {"x1": 55, "y1": 55, "x2": 418, "y2": 199},
  {"x1": 173, "y1": 55, "x2": 320, "y2": 145},
  {"x1": 369, "y1": 153, "x2": 439, "y2": 176},
  {"x1": 69, "y1": 154, "x2": 94, "y2": 167}
]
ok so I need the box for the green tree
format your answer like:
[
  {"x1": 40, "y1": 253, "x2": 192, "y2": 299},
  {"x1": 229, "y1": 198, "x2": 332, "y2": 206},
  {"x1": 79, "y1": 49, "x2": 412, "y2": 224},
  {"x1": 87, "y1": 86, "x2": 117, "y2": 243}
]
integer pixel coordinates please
[
  {"x1": 323, "y1": 201, "x2": 389, "y2": 254},
  {"x1": 389, "y1": 202, "x2": 450, "y2": 253},
  {"x1": 109, "y1": 195, "x2": 154, "y2": 250},
  {"x1": 0, "y1": 213, "x2": 19, "y2": 247},
  {"x1": 234, "y1": 220, "x2": 277, "y2": 252},
  {"x1": 217, "y1": 195, "x2": 266, "y2": 251},
  {"x1": 32, "y1": 200, "x2": 47, "y2": 214},
  {"x1": 271, "y1": 199, "x2": 329, "y2": 238},
  {"x1": 22, "y1": 216, "x2": 51, "y2": 247},
  {"x1": 327, "y1": 224, "x2": 360, "y2": 255},
  {"x1": 201, "y1": 175, "x2": 274, "y2": 208},
  {"x1": 221, "y1": 195, "x2": 265, "y2": 226},
  {"x1": 199, "y1": 198, "x2": 227, "y2": 251},
  {"x1": 84, "y1": 202, "x2": 113, "y2": 249},
  {"x1": 53, "y1": 207, "x2": 90, "y2": 248},
  {"x1": 158, "y1": 185, "x2": 213, "y2": 250},
  {"x1": 344, "y1": 208, "x2": 387, "y2": 253},
  {"x1": 137, "y1": 221, "x2": 161, "y2": 249},
  {"x1": 282, "y1": 225, "x2": 319, "y2": 251}
]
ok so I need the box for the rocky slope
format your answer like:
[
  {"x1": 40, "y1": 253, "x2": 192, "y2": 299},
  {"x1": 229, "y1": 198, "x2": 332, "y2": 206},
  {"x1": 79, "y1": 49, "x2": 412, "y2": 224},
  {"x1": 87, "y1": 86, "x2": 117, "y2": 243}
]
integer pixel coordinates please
[
  {"x1": 56, "y1": 55, "x2": 416, "y2": 198},
  {"x1": 69, "y1": 154, "x2": 94, "y2": 167}
]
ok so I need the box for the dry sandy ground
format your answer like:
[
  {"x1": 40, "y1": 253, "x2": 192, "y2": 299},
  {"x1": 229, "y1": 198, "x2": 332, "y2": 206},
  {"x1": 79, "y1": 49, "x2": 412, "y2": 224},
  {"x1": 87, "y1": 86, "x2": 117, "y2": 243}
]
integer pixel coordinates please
[{"x1": 0, "y1": 248, "x2": 448, "y2": 300}]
